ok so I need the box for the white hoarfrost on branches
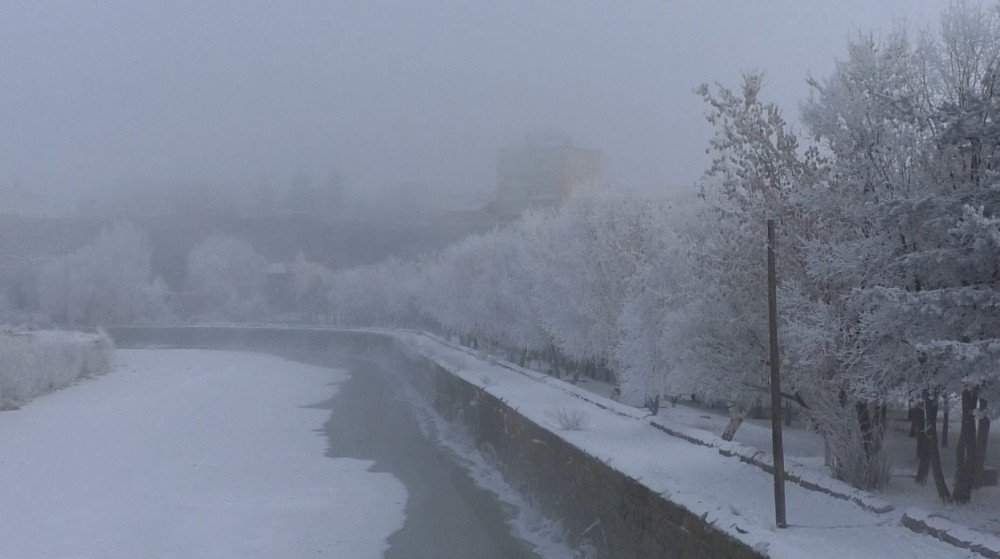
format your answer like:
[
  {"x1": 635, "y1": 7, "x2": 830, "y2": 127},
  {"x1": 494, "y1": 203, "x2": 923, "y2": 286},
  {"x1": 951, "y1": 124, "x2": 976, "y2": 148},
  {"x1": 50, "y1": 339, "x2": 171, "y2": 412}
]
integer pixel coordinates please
[
  {"x1": 38, "y1": 222, "x2": 170, "y2": 326},
  {"x1": 184, "y1": 234, "x2": 269, "y2": 322},
  {"x1": 330, "y1": 257, "x2": 420, "y2": 327},
  {"x1": 314, "y1": 1, "x2": 1000, "y2": 500},
  {"x1": 615, "y1": 197, "x2": 697, "y2": 406},
  {"x1": 0, "y1": 329, "x2": 113, "y2": 405},
  {"x1": 531, "y1": 189, "x2": 649, "y2": 366},
  {"x1": 791, "y1": 2, "x2": 1000, "y2": 495}
]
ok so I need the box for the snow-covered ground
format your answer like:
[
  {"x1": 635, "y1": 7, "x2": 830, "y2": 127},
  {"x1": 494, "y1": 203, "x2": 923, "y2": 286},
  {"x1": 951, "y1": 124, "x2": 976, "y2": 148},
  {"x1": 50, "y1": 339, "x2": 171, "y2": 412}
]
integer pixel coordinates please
[
  {"x1": 569, "y1": 370, "x2": 1000, "y2": 539},
  {"x1": 0, "y1": 349, "x2": 407, "y2": 559},
  {"x1": 400, "y1": 332, "x2": 980, "y2": 559}
]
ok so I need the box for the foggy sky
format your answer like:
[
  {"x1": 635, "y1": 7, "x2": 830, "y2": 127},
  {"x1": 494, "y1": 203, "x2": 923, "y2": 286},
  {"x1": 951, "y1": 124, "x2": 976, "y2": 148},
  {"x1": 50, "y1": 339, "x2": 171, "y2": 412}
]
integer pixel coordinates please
[{"x1": 1, "y1": 1, "x2": 951, "y2": 211}]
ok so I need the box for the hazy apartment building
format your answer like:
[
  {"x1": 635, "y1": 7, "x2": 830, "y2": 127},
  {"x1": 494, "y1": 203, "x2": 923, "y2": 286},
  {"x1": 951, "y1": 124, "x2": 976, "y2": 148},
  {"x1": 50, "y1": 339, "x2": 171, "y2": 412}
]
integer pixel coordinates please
[{"x1": 493, "y1": 136, "x2": 600, "y2": 216}]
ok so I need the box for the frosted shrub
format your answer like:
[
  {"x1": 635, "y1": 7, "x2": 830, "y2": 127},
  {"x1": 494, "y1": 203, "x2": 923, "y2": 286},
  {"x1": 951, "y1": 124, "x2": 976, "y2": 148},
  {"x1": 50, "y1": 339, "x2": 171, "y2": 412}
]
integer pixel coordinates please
[
  {"x1": 82, "y1": 328, "x2": 115, "y2": 377},
  {"x1": 810, "y1": 394, "x2": 892, "y2": 491},
  {"x1": 0, "y1": 337, "x2": 36, "y2": 402},
  {"x1": 33, "y1": 332, "x2": 84, "y2": 393},
  {"x1": 548, "y1": 407, "x2": 588, "y2": 431},
  {"x1": 0, "y1": 330, "x2": 114, "y2": 405}
]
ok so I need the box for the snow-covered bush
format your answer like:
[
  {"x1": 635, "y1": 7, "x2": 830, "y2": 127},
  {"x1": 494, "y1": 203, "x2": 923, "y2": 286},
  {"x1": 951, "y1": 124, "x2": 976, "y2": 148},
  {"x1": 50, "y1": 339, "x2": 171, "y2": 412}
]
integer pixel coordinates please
[
  {"x1": 809, "y1": 393, "x2": 893, "y2": 491},
  {"x1": 82, "y1": 328, "x2": 115, "y2": 376},
  {"x1": 0, "y1": 329, "x2": 114, "y2": 405},
  {"x1": 547, "y1": 407, "x2": 588, "y2": 431}
]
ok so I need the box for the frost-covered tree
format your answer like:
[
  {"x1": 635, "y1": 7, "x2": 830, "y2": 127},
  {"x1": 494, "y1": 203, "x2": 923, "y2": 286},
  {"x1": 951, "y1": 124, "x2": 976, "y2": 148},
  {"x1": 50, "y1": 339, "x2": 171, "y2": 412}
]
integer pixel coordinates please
[
  {"x1": 288, "y1": 251, "x2": 333, "y2": 323},
  {"x1": 615, "y1": 196, "x2": 698, "y2": 407},
  {"x1": 184, "y1": 234, "x2": 268, "y2": 322},
  {"x1": 415, "y1": 235, "x2": 491, "y2": 340},
  {"x1": 492, "y1": 211, "x2": 555, "y2": 359},
  {"x1": 330, "y1": 257, "x2": 420, "y2": 327},
  {"x1": 797, "y1": 1, "x2": 1000, "y2": 500},
  {"x1": 409, "y1": 211, "x2": 553, "y2": 364},
  {"x1": 38, "y1": 222, "x2": 170, "y2": 326},
  {"x1": 787, "y1": 28, "x2": 928, "y2": 489},
  {"x1": 450, "y1": 224, "x2": 549, "y2": 358},
  {"x1": 683, "y1": 74, "x2": 823, "y2": 440},
  {"x1": 531, "y1": 189, "x2": 651, "y2": 376}
]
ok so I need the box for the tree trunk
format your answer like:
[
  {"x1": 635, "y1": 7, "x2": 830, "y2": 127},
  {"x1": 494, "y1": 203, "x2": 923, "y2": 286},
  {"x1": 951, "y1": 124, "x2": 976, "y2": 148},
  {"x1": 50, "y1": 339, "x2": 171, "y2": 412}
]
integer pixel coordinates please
[
  {"x1": 953, "y1": 388, "x2": 979, "y2": 504},
  {"x1": 722, "y1": 403, "x2": 744, "y2": 441},
  {"x1": 973, "y1": 398, "x2": 990, "y2": 489},
  {"x1": 915, "y1": 396, "x2": 929, "y2": 484},
  {"x1": 942, "y1": 393, "x2": 949, "y2": 448},
  {"x1": 874, "y1": 403, "x2": 887, "y2": 456},
  {"x1": 908, "y1": 404, "x2": 921, "y2": 438},
  {"x1": 924, "y1": 392, "x2": 952, "y2": 502},
  {"x1": 646, "y1": 394, "x2": 660, "y2": 416},
  {"x1": 518, "y1": 348, "x2": 528, "y2": 368},
  {"x1": 856, "y1": 400, "x2": 874, "y2": 458}
]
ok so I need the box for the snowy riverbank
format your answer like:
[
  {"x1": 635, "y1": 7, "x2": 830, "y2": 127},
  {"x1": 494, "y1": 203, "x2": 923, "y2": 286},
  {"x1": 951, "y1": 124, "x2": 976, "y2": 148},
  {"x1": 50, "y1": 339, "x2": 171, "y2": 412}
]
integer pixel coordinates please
[{"x1": 397, "y1": 331, "x2": 979, "y2": 559}]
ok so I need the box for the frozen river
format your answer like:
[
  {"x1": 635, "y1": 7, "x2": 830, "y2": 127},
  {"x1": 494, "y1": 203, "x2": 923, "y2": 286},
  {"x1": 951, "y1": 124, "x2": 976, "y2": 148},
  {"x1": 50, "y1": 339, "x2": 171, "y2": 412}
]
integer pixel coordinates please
[
  {"x1": 304, "y1": 351, "x2": 544, "y2": 559},
  {"x1": 0, "y1": 349, "x2": 540, "y2": 558}
]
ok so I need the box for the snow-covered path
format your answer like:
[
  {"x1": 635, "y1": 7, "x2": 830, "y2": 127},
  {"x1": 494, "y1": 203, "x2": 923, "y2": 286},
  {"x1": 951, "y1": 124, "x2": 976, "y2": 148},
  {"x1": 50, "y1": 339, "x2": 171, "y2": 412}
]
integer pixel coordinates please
[{"x1": 0, "y1": 349, "x2": 407, "y2": 559}]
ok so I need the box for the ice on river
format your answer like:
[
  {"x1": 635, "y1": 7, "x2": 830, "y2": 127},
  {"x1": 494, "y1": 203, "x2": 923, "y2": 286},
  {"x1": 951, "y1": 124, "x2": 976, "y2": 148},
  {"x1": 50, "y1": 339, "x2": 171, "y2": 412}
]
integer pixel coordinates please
[{"x1": 0, "y1": 349, "x2": 407, "y2": 559}]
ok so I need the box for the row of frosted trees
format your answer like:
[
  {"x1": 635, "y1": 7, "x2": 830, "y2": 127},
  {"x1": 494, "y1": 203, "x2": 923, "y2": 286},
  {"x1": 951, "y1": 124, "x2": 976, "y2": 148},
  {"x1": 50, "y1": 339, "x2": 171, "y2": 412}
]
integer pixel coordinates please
[
  {"x1": 26, "y1": 225, "x2": 272, "y2": 326},
  {"x1": 323, "y1": 2, "x2": 1000, "y2": 502}
]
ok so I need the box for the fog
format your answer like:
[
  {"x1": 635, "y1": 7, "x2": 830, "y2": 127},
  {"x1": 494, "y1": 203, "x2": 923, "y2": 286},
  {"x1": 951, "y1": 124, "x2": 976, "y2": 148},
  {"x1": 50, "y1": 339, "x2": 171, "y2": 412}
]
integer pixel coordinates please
[
  {"x1": 2, "y1": 3, "x2": 1000, "y2": 557},
  {"x1": 2, "y1": 1, "x2": 948, "y2": 213}
]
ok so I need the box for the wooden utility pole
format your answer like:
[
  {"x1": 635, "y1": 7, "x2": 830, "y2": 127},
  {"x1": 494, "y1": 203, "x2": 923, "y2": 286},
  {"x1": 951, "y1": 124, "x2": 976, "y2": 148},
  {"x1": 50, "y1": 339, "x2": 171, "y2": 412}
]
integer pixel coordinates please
[{"x1": 767, "y1": 218, "x2": 788, "y2": 528}]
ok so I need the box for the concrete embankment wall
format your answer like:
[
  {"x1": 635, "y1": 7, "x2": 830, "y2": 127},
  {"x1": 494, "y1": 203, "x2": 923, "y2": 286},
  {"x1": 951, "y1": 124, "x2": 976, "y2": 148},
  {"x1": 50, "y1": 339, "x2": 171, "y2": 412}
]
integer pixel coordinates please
[{"x1": 109, "y1": 326, "x2": 765, "y2": 559}]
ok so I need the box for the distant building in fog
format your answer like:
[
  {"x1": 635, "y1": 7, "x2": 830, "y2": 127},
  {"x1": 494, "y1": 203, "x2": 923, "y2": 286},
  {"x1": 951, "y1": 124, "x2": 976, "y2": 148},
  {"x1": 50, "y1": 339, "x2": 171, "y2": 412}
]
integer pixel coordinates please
[{"x1": 493, "y1": 136, "x2": 600, "y2": 216}]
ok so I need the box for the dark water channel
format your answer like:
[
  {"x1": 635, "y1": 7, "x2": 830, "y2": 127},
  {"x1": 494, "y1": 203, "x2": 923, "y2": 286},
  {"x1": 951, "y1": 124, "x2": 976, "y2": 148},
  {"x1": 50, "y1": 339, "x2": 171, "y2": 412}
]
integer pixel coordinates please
[{"x1": 289, "y1": 351, "x2": 543, "y2": 559}]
